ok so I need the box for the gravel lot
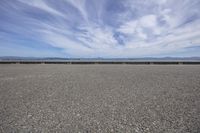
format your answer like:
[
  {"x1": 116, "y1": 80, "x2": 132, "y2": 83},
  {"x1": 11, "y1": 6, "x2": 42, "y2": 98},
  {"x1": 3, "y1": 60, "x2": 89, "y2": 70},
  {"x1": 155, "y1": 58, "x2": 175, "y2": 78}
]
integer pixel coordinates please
[{"x1": 0, "y1": 64, "x2": 200, "y2": 133}]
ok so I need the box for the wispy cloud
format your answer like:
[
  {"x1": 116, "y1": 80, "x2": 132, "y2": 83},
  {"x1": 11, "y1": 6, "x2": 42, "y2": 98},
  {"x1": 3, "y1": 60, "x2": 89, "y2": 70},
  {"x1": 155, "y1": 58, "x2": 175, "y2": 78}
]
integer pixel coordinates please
[{"x1": 0, "y1": 0, "x2": 200, "y2": 57}]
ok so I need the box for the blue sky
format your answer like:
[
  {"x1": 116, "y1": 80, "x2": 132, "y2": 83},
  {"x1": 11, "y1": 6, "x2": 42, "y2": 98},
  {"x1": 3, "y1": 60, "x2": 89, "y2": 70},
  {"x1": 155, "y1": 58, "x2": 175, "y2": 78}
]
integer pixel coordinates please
[{"x1": 0, "y1": 0, "x2": 200, "y2": 57}]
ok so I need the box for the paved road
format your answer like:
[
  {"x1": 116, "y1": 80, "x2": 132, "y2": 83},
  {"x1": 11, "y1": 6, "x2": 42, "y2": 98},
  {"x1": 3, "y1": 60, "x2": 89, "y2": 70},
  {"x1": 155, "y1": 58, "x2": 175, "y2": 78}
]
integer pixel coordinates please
[{"x1": 0, "y1": 65, "x2": 200, "y2": 132}]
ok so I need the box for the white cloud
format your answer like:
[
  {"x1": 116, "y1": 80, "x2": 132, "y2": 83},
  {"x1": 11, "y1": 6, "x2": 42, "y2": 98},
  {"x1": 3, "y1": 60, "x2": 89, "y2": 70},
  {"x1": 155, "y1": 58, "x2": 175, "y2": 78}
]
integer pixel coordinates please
[
  {"x1": 1, "y1": 0, "x2": 200, "y2": 57},
  {"x1": 65, "y1": 0, "x2": 88, "y2": 21},
  {"x1": 118, "y1": 21, "x2": 137, "y2": 34},
  {"x1": 24, "y1": 0, "x2": 200, "y2": 57},
  {"x1": 77, "y1": 26, "x2": 118, "y2": 49},
  {"x1": 118, "y1": 14, "x2": 161, "y2": 40},
  {"x1": 38, "y1": 29, "x2": 94, "y2": 57},
  {"x1": 140, "y1": 15, "x2": 157, "y2": 28},
  {"x1": 18, "y1": 0, "x2": 65, "y2": 17}
]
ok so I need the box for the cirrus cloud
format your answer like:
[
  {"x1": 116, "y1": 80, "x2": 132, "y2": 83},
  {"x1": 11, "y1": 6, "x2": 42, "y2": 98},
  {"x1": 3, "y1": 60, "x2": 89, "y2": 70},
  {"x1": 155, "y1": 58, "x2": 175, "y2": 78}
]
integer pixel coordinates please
[{"x1": 0, "y1": 0, "x2": 200, "y2": 57}]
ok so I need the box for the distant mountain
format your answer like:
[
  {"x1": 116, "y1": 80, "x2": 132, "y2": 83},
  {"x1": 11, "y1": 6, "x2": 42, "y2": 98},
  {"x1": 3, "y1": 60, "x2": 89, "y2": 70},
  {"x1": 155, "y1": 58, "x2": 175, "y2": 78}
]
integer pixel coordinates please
[
  {"x1": 0, "y1": 56, "x2": 67, "y2": 61},
  {"x1": 0, "y1": 56, "x2": 200, "y2": 61}
]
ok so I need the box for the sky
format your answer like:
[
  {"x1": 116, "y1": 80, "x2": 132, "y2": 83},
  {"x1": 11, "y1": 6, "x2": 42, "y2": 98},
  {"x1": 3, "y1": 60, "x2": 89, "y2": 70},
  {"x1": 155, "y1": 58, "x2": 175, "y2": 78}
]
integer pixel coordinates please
[{"x1": 0, "y1": 0, "x2": 200, "y2": 58}]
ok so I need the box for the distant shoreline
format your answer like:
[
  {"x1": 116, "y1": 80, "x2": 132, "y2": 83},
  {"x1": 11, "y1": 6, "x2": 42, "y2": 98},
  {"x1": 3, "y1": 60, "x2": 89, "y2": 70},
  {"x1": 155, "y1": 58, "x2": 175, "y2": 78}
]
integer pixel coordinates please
[
  {"x1": 1, "y1": 56, "x2": 200, "y2": 64},
  {"x1": 0, "y1": 60, "x2": 200, "y2": 65}
]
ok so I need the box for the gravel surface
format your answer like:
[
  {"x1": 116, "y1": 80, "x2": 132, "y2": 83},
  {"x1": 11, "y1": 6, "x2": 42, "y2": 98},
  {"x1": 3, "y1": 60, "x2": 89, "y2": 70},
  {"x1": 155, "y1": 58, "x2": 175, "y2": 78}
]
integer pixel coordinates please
[{"x1": 0, "y1": 64, "x2": 200, "y2": 133}]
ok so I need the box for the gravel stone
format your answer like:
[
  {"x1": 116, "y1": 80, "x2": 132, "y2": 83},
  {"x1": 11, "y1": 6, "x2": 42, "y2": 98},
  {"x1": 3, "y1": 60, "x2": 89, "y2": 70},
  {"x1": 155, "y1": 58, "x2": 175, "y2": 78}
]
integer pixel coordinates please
[{"x1": 0, "y1": 64, "x2": 200, "y2": 133}]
